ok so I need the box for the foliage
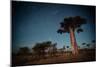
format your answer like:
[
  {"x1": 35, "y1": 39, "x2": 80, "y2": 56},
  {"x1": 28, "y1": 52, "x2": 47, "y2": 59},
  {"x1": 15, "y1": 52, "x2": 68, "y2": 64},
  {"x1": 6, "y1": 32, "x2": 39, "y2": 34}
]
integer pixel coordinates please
[
  {"x1": 17, "y1": 47, "x2": 30, "y2": 55},
  {"x1": 32, "y1": 41, "x2": 52, "y2": 57},
  {"x1": 57, "y1": 16, "x2": 86, "y2": 34}
]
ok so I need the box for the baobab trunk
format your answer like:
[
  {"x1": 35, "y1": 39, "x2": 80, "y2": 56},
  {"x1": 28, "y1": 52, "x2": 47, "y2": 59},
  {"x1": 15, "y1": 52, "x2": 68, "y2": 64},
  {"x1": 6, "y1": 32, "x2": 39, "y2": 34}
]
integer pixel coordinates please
[{"x1": 69, "y1": 27, "x2": 78, "y2": 55}]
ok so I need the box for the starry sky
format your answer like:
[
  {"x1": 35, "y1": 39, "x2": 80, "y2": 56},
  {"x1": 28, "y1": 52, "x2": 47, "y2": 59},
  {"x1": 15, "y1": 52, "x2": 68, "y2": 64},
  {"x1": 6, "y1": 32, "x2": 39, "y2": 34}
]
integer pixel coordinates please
[{"x1": 12, "y1": 1, "x2": 96, "y2": 53}]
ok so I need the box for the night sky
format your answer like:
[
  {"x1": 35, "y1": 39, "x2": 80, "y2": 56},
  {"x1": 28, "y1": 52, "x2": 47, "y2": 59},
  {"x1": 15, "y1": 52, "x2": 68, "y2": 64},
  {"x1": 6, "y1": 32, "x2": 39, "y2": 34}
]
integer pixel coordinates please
[{"x1": 12, "y1": 1, "x2": 96, "y2": 53}]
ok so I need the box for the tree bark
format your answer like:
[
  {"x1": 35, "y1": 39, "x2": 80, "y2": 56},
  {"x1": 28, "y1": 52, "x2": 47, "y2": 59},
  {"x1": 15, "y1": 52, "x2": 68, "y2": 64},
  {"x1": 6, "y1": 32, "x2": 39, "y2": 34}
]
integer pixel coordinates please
[{"x1": 69, "y1": 27, "x2": 78, "y2": 55}]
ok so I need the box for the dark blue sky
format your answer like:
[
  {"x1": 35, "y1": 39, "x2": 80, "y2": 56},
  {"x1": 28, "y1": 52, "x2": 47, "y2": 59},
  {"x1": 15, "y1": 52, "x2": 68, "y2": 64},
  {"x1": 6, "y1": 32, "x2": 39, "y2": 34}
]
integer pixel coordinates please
[{"x1": 12, "y1": 1, "x2": 96, "y2": 53}]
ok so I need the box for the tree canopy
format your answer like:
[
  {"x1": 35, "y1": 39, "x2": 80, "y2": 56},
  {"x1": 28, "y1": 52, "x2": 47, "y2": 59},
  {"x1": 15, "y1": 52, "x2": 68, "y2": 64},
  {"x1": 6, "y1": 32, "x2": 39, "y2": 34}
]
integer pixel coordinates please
[
  {"x1": 33, "y1": 41, "x2": 51, "y2": 50},
  {"x1": 17, "y1": 47, "x2": 30, "y2": 55},
  {"x1": 57, "y1": 16, "x2": 86, "y2": 34}
]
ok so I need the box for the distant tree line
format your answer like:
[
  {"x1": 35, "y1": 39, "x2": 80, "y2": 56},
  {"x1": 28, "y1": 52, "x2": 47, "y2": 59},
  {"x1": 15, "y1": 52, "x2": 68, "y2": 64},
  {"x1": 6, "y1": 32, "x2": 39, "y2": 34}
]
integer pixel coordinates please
[
  {"x1": 16, "y1": 41, "x2": 57, "y2": 57},
  {"x1": 14, "y1": 39, "x2": 95, "y2": 59}
]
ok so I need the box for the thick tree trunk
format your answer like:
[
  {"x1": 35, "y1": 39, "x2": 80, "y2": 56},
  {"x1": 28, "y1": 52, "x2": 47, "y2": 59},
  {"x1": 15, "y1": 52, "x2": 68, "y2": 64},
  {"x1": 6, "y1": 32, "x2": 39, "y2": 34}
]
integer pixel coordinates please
[{"x1": 69, "y1": 27, "x2": 78, "y2": 55}]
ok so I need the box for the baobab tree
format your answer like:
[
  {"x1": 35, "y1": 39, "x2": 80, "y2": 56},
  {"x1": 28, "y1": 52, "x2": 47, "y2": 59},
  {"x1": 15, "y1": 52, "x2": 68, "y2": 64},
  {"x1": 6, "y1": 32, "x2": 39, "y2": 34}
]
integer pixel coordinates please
[{"x1": 57, "y1": 16, "x2": 86, "y2": 55}]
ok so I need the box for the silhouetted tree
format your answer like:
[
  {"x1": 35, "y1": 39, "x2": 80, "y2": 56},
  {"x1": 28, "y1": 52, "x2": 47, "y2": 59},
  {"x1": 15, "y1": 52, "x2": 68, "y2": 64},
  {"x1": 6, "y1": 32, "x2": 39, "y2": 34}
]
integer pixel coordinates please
[
  {"x1": 86, "y1": 44, "x2": 90, "y2": 48},
  {"x1": 57, "y1": 16, "x2": 86, "y2": 55},
  {"x1": 63, "y1": 45, "x2": 66, "y2": 50},
  {"x1": 91, "y1": 40, "x2": 96, "y2": 49},
  {"x1": 66, "y1": 46, "x2": 70, "y2": 52},
  {"x1": 77, "y1": 28, "x2": 83, "y2": 33},
  {"x1": 66, "y1": 46, "x2": 69, "y2": 49},
  {"x1": 32, "y1": 41, "x2": 51, "y2": 58},
  {"x1": 50, "y1": 43, "x2": 57, "y2": 56},
  {"x1": 62, "y1": 45, "x2": 66, "y2": 53},
  {"x1": 92, "y1": 40, "x2": 95, "y2": 43},
  {"x1": 17, "y1": 47, "x2": 30, "y2": 55},
  {"x1": 82, "y1": 43, "x2": 86, "y2": 49},
  {"x1": 82, "y1": 43, "x2": 86, "y2": 45}
]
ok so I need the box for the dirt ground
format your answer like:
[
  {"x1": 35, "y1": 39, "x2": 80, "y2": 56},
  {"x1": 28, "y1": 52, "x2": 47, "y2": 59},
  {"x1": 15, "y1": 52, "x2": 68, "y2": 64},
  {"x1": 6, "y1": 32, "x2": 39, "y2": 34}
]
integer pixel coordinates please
[{"x1": 12, "y1": 49, "x2": 96, "y2": 66}]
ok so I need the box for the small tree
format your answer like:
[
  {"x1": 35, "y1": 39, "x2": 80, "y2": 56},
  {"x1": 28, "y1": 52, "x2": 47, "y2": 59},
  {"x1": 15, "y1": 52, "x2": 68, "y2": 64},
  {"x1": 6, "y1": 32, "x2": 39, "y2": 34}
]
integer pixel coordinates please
[
  {"x1": 82, "y1": 43, "x2": 86, "y2": 45},
  {"x1": 32, "y1": 41, "x2": 51, "y2": 58},
  {"x1": 52, "y1": 43, "x2": 57, "y2": 56},
  {"x1": 92, "y1": 40, "x2": 95, "y2": 43},
  {"x1": 86, "y1": 44, "x2": 90, "y2": 48},
  {"x1": 91, "y1": 40, "x2": 96, "y2": 49},
  {"x1": 82, "y1": 43, "x2": 86, "y2": 49},
  {"x1": 62, "y1": 45, "x2": 66, "y2": 53},
  {"x1": 17, "y1": 47, "x2": 30, "y2": 55}
]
